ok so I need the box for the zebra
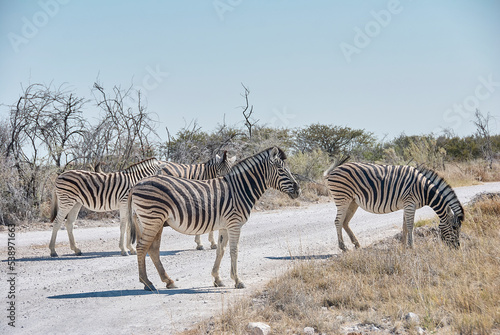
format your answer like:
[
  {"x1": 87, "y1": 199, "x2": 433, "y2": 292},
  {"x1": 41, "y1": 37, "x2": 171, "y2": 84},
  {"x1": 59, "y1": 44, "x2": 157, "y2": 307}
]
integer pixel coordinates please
[
  {"x1": 324, "y1": 159, "x2": 464, "y2": 251},
  {"x1": 156, "y1": 151, "x2": 236, "y2": 250},
  {"x1": 49, "y1": 158, "x2": 160, "y2": 257},
  {"x1": 128, "y1": 147, "x2": 300, "y2": 290}
]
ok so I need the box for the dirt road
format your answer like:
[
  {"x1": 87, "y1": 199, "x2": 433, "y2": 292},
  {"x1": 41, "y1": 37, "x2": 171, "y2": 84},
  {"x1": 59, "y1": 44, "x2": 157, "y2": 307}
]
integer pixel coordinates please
[{"x1": 1, "y1": 182, "x2": 499, "y2": 334}]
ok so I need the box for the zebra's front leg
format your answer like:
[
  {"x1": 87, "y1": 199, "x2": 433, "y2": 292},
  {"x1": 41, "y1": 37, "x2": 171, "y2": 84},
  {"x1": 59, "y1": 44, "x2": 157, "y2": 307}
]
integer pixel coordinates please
[
  {"x1": 228, "y1": 227, "x2": 244, "y2": 289},
  {"x1": 403, "y1": 206, "x2": 416, "y2": 248},
  {"x1": 212, "y1": 229, "x2": 228, "y2": 287}
]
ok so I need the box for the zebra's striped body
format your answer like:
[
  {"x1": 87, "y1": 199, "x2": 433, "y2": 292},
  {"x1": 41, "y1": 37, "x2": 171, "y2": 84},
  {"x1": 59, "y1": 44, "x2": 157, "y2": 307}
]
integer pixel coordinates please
[
  {"x1": 49, "y1": 158, "x2": 159, "y2": 257},
  {"x1": 156, "y1": 152, "x2": 236, "y2": 250},
  {"x1": 324, "y1": 160, "x2": 464, "y2": 251},
  {"x1": 128, "y1": 147, "x2": 300, "y2": 290}
]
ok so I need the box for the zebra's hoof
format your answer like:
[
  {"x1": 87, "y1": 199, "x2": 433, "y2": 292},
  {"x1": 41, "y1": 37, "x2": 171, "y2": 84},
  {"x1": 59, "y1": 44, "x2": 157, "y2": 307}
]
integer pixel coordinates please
[
  {"x1": 143, "y1": 283, "x2": 156, "y2": 291},
  {"x1": 167, "y1": 282, "x2": 177, "y2": 289},
  {"x1": 214, "y1": 281, "x2": 225, "y2": 288},
  {"x1": 121, "y1": 251, "x2": 129, "y2": 256},
  {"x1": 211, "y1": 244, "x2": 217, "y2": 250},
  {"x1": 196, "y1": 245, "x2": 204, "y2": 250},
  {"x1": 74, "y1": 250, "x2": 82, "y2": 256},
  {"x1": 50, "y1": 251, "x2": 58, "y2": 258},
  {"x1": 235, "y1": 282, "x2": 246, "y2": 289},
  {"x1": 129, "y1": 250, "x2": 137, "y2": 255}
]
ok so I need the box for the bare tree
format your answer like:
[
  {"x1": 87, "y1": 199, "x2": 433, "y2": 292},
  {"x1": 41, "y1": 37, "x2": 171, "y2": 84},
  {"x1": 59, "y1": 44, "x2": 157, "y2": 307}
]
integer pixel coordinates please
[
  {"x1": 91, "y1": 82, "x2": 159, "y2": 170},
  {"x1": 473, "y1": 109, "x2": 494, "y2": 169},
  {"x1": 239, "y1": 83, "x2": 258, "y2": 138},
  {"x1": 3, "y1": 83, "x2": 88, "y2": 215}
]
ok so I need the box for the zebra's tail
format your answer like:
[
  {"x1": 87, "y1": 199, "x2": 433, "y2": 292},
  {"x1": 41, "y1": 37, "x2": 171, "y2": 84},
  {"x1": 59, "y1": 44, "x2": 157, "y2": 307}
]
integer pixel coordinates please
[
  {"x1": 323, "y1": 154, "x2": 350, "y2": 178},
  {"x1": 127, "y1": 192, "x2": 137, "y2": 244},
  {"x1": 50, "y1": 190, "x2": 58, "y2": 223}
]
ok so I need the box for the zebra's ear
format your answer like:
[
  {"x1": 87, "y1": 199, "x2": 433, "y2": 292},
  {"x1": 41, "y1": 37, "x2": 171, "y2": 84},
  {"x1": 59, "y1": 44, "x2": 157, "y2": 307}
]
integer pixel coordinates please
[
  {"x1": 229, "y1": 156, "x2": 237, "y2": 164},
  {"x1": 270, "y1": 147, "x2": 286, "y2": 161}
]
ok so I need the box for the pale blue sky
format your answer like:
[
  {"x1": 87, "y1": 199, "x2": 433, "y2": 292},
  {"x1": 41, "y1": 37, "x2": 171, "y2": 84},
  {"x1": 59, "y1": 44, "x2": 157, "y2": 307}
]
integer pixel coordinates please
[{"x1": 1, "y1": 0, "x2": 499, "y2": 141}]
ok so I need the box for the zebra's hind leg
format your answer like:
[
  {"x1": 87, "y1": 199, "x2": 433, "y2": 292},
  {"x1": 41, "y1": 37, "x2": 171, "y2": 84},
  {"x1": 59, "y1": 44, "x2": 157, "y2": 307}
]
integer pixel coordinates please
[
  {"x1": 334, "y1": 202, "x2": 351, "y2": 252},
  {"x1": 194, "y1": 235, "x2": 204, "y2": 250},
  {"x1": 49, "y1": 202, "x2": 79, "y2": 257},
  {"x1": 65, "y1": 203, "x2": 83, "y2": 256},
  {"x1": 208, "y1": 231, "x2": 217, "y2": 249},
  {"x1": 342, "y1": 201, "x2": 360, "y2": 249},
  {"x1": 149, "y1": 227, "x2": 177, "y2": 289},
  {"x1": 212, "y1": 229, "x2": 229, "y2": 288},
  {"x1": 136, "y1": 225, "x2": 159, "y2": 291},
  {"x1": 119, "y1": 204, "x2": 135, "y2": 256}
]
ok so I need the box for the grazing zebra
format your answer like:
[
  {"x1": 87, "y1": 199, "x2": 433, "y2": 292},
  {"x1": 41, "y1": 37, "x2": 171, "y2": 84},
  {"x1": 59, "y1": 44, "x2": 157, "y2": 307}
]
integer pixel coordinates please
[
  {"x1": 128, "y1": 147, "x2": 300, "y2": 290},
  {"x1": 324, "y1": 159, "x2": 464, "y2": 251},
  {"x1": 156, "y1": 152, "x2": 236, "y2": 250},
  {"x1": 49, "y1": 158, "x2": 159, "y2": 257}
]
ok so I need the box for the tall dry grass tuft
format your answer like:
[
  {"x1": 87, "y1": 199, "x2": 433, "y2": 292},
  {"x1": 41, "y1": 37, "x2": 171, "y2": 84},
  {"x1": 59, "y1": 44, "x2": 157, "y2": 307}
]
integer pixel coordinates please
[
  {"x1": 184, "y1": 196, "x2": 500, "y2": 335},
  {"x1": 441, "y1": 160, "x2": 500, "y2": 187}
]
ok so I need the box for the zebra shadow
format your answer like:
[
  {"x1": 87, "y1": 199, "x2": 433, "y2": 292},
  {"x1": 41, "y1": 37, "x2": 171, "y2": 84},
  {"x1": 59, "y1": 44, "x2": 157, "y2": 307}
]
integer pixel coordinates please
[
  {"x1": 265, "y1": 254, "x2": 337, "y2": 261},
  {"x1": 6, "y1": 250, "x2": 185, "y2": 263},
  {"x1": 47, "y1": 287, "x2": 228, "y2": 299}
]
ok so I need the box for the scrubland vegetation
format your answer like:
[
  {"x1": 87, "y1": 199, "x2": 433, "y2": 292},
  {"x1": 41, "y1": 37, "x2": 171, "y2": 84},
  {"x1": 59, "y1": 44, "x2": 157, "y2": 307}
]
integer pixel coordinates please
[
  {"x1": 184, "y1": 194, "x2": 500, "y2": 335},
  {"x1": 1, "y1": 82, "x2": 499, "y2": 226}
]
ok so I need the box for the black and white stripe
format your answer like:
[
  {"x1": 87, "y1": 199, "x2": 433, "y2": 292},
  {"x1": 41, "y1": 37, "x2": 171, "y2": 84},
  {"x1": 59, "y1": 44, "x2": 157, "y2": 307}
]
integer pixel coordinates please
[
  {"x1": 128, "y1": 147, "x2": 300, "y2": 290},
  {"x1": 156, "y1": 152, "x2": 236, "y2": 249},
  {"x1": 49, "y1": 158, "x2": 159, "y2": 257},
  {"x1": 324, "y1": 160, "x2": 464, "y2": 251}
]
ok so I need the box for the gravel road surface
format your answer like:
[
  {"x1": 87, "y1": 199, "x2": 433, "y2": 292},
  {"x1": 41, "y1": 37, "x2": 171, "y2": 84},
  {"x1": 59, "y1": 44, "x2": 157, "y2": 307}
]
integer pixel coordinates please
[{"x1": 1, "y1": 182, "x2": 499, "y2": 334}]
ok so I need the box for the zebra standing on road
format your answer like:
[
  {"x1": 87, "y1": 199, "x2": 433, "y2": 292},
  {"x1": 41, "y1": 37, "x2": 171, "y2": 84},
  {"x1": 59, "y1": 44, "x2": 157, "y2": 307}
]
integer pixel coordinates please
[
  {"x1": 156, "y1": 152, "x2": 236, "y2": 250},
  {"x1": 49, "y1": 158, "x2": 160, "y2": 257},
  {"x1": 128, "y1": 147, "x2": 300, "y2": 290},
  {"x1": 324, "y1": 158, "x2": 464, "y2": 251}
]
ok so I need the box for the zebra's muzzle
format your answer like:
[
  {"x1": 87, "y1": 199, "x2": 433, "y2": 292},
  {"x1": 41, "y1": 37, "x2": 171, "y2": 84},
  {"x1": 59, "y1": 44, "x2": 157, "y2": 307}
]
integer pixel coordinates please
[{"x1": 288, "y1": 183, "x2": 301, "y2": 199}]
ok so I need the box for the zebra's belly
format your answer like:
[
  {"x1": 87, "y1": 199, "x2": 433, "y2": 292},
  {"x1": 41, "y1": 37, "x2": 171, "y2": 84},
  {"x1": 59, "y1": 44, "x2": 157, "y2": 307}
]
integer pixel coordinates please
[
  {"x1": 355, "y1": 198, "x2": 404, "y2": 214},
  {"x1": 165, "y1": 216, "x2": 223, "y2": 236}
]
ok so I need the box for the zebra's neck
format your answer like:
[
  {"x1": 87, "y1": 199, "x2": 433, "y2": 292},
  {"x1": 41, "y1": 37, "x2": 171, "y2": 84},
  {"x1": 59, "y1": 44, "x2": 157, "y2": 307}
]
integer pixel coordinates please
[
  {"x1": 418, "y1": 167, "x2": 463, "y2": 219},
  {"x1": 225, "y1": 157, "x2": 269, "y2": 214},
  {"x1": 123, "y1": 158, "x2": 159, "y2": 184},
  {"x1": 420, "y1": 179, "x2": 457, "y2": 226}
]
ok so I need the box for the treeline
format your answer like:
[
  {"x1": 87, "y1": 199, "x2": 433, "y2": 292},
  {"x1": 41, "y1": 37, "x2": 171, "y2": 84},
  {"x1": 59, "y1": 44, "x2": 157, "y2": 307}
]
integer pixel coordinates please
[{"x1": 0, "y1": 83, "x2": 498, "y2": 224}]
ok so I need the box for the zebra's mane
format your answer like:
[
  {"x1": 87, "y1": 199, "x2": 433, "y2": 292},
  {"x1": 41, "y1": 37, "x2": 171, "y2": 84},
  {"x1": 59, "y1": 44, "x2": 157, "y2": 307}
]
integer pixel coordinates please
[
  {"x1": 123, "y1": 157, "x2": 158, "y2": 172},
  {"x1": 228, "y1": 147, "x2": 285, "y2": 175},
  {"x1": 417, "y1": 166, "x2": 464, "y2": 216}
]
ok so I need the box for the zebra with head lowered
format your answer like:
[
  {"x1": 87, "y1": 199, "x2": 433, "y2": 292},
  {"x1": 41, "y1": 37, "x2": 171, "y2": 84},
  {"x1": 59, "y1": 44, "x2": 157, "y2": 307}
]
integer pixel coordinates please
[
  {"x1": 156, "y1": 151, "x2": 236, "y2": 250},
  {"x1": 49, "y1": 158, "x2": 160, "y2": 257},
  {"x1": 128, "y1": 147, "x2": 300, "y2": 290},
  {"x1": 324, "y1": 159, "x2": 464, "y2": 251}
]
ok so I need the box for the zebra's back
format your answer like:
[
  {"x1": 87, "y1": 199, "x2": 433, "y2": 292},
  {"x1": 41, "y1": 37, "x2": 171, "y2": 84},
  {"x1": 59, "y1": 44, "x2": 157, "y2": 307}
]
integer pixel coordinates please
[
  {"x1": 326, "y1": 162, "x2": 425, "y2": 214},
  {"x1": 157, "y1": 162, "x2": 206, "y2": 179},
  {"x1": 55, "y1": 170, "x2": 129, "y2": 212}
]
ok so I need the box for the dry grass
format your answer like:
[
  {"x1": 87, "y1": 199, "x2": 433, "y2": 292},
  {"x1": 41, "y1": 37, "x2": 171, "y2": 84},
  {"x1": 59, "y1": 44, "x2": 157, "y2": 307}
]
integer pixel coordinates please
[
  {"x1": 184, "y1": 195, "x2": 500, "y2": 335},
  {"x1": 440, "y1": 160, "x2": 500, "y2": 187}
]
